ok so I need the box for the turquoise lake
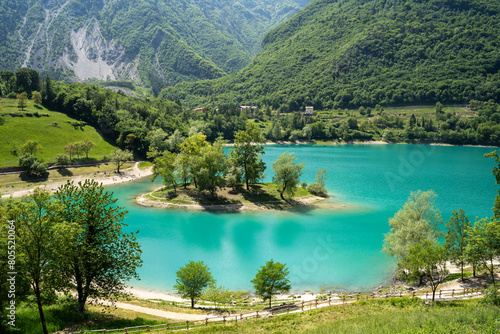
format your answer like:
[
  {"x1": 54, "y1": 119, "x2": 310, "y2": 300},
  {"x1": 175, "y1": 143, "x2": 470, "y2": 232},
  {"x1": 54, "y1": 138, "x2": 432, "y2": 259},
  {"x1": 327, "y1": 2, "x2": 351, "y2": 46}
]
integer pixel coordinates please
[{"x1": 108, "y1": 144, "x2": 499, "y2": 293}]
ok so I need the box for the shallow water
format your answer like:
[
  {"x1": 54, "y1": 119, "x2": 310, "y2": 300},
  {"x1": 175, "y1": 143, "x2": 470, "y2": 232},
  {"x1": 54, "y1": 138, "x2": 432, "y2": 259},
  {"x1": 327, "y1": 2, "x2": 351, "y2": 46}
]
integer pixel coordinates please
[{"x1": 108, "y1": 144, "x2": 499, "y2": 293}]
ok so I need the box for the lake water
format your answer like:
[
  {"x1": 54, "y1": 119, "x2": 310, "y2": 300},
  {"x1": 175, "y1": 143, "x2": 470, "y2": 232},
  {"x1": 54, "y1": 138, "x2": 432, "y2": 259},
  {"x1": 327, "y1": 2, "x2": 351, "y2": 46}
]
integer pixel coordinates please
[{"x1": 108, "y1": 144, "x2": 499, "y2": 293}]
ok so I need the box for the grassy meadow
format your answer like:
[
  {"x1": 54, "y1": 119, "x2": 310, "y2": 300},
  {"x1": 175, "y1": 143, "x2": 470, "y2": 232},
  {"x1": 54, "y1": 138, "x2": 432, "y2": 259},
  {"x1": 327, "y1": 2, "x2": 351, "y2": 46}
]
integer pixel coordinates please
[{"x1": 0, "y1": 97, "x2": 116, "y2": 167}]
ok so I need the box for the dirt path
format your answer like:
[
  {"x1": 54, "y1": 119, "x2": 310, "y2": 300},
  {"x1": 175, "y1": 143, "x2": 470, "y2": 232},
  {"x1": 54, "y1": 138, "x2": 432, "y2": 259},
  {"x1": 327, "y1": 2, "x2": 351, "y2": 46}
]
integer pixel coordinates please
[
  {"x1": 1, "y1": 162, "x2": 153, "y2": 199},
  {"x1": 100, "y1": 300, "x2": 209, "y2": 321}
]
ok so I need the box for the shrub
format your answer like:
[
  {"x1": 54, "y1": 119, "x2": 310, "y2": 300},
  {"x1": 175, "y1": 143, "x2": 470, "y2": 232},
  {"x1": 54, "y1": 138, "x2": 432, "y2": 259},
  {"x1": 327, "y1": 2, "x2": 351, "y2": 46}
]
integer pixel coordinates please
[
  {"x1": 55, "y1": 154, "x2": 71, "y2": 166},
  {"x1": 307, "y1": 182, "x2": 327, "y2": 197},
  {"x1": 481, "y1": 285, "x2": 500, "y2": 306},
  {"x1": 301, "y1": 181, "x2": 308, "y2": 189}
]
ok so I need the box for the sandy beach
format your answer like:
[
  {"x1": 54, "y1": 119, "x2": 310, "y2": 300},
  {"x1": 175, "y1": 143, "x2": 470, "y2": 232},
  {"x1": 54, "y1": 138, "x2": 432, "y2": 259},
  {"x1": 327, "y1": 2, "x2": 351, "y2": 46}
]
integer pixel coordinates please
[{"x1": 1, "y1": 162, "x2": 153, "y2": 199}]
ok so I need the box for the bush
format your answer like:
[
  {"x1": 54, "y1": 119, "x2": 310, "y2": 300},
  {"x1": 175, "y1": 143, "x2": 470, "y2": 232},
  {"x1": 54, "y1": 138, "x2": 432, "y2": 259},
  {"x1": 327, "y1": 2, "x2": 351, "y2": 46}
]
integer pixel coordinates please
[
  {"x1": 301, "y1": 181, "x2": 307, "y2": 189},
  {"x1": 481, "y1": 285, "x2": 500, "y2": 306},
  {"x1": 18, "y1": 153, "x2": 47, "y2": 176},
  {"x1": 55, "y1": 154, "x2": 71, "y2": 166},
  {"x1": 7, "y1": 92, "x2": 16, "y2": 98},
  {"x1": 307, "y1": 182, "x2": 327, "y2": 197}
]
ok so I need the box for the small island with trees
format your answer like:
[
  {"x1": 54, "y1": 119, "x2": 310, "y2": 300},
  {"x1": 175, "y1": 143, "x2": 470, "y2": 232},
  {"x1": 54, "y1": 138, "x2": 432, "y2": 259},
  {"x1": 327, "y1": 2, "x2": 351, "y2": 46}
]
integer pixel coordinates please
[{"x1": 136, "y1": 122, "x2": 336, "y2": 212}]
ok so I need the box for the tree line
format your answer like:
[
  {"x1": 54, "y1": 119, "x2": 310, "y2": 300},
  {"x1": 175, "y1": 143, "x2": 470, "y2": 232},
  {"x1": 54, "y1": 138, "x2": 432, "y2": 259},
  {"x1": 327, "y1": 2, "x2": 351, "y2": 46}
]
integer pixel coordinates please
[
  {"x1": 383, "y1": 151, "x2": 500, "y2": 301},
  {"x1": 2, "y1": 68, "x2": 500, "y2": 166}
]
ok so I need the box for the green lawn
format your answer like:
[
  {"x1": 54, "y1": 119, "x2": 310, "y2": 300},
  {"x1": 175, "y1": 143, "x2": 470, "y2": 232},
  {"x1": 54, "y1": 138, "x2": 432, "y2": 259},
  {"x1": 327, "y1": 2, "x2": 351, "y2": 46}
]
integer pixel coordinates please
[{"x1": 0, "y1": 98, "x2": 117, "y2": 167}]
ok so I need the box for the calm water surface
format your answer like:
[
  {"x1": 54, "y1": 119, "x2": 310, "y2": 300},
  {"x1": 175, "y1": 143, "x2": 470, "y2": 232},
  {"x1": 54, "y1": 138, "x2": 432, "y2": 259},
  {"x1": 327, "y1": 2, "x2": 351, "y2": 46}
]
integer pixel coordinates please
[{"x1": 108, "y1": 144, "x2": 499, "y2": 293}]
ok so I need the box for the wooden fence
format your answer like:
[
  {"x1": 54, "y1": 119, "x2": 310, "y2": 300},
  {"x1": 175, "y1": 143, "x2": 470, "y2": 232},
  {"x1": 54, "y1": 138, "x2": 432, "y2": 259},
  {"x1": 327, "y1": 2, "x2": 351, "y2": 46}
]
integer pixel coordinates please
[{"x1": 73, "y1": 286, "x2": 489, "y2": 334}]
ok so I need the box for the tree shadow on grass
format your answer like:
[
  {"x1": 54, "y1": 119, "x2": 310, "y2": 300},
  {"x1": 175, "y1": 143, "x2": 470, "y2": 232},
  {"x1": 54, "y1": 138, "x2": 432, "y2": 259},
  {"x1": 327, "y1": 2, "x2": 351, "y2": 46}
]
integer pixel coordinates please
[
  {"x1": 19, "y1": 172, "x2": 49, "y2": 183},
  {"x1": 56, "y1": 168, "x2": 73, "y2": 177}
]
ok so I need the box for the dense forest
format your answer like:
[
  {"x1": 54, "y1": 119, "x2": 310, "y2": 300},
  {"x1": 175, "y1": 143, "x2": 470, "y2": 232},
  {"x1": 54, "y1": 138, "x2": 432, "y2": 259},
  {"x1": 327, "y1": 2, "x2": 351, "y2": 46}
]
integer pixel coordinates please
[
  {"x1": 163, "y1": 0, "x2": 500, "y2": 110},
  {"x1": 2, "y1": 68, "x2": 500, "y2": 166},
  {"x1": 0, "y1": 0, "x2": 309, "y2": 95}
]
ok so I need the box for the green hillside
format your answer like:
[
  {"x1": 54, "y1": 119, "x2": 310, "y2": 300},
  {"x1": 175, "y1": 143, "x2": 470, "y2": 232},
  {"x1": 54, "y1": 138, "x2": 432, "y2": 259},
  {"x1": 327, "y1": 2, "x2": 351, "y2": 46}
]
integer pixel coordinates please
[
  {"x1": 0, "y1": 98, "x2": 116, "y2": 167},
  {"x1": 163, "y1": 0, "x2": 500, "y2": 109},
  {"x1": 0, "y1": 0, "x2": 309, "y2": 95}
]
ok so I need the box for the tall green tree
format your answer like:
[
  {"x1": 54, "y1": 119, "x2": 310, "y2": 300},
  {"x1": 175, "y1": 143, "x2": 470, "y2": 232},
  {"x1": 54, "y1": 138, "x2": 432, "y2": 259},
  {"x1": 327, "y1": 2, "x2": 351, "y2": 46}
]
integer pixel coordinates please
[
  {"x1": 383, "y1": 190, "x2": 443, "y2": 264},
  {"x1": 444, "y1": 209, "x2": 471, "y2": 280},
  {"x1": 178, "y1": 134, "x2": 210, "y2": 188},
  {"x1": 272, "y1": 152, "x2": 305, "y2": 200},
  {"x1": 465, "y1": 218, "x2": 500, "y2": 285},
  {"x1": 485, "y1": 151, "x2": 500, "y2": 218},
  {"x1": 15, "y1": 68, "x2": 39, "y2": 97},
  {"x1": 32, "y1": 91, "x2": 42, "y2": 105},
  {"x1": 54, "y1": 180, "x2": 142, "y2": 312},
  {"x1": 174, "y1": 261, "x2": 214, "y2": 308},
  {"x1": 152, "y1": 151, "x2": 178, "y2": 193},
  {"x1": 197, "y1": 139, "x2": 229, "y2": 195},
  {"x1": 251, "y1": 259, "x2": 291, "y2": 308},
  {"x1": 230, "y1": 122, "x2": 266, "y2": 190},
  {"x1": 6, "y1": 189, "x2": 77, "y2": 334},
  {"x1": 110, "y1": 148, "x2": 133, "y2": 173},
  {"x1": 398, "y1": 240, "x2": 448, "y2": 302},
  {"x1": 21, "y1": 140, "x2": 42, "y2": 156},
  {"x1": 79, "y1": 139, "x2": 96, "y2": 159},
  {"x1": 17, "y1": 92, "x2": 27, "y2": 111}
]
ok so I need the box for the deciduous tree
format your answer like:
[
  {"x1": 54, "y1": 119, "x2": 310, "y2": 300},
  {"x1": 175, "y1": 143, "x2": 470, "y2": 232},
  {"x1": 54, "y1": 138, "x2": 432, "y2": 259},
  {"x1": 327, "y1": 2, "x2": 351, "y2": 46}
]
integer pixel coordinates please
[
  {"x1": 110, "y1": 148, "x2": 133, "y2": 173},
  {"x1": 17, "y1": 92, "x2": 27, "y2": 111},
  {"x1": 21, "y1": 140, "x2": 42, "y2": 156},
  {"x1": 399, "y1": 240, "x2": 448, "y2": 301},
  {"x1": 152, "y1": 151, "x2": 178, "y2": 193},
  {"x1": 54, "y1": 180, "x2": 142, "y2": 312},
  {"x1": 444, "y1": 209, "x2": 471, "y2": 280},
  {"x1": 79, "y1": 139, "x2": 96, "y2": 159},
  {"x1": 465, "y1": 218, "x2": 500, "y2": 285},
  {"x1": 230, "y1": 122, "x2": 266, "y2": 190},
  {"x1": 174, "y1": 261, "x2": 214, "y2": 308},
  {"x1": 383, "y1": 190, "x2": 443, "y2": 263},
  {"x1": 7, "y1": 189, "x2": 77, "y2": 334},
  {"x1": 251, "y1": 259, "x2": 291, "y2": 308},
  {"x1": 272, "y1": 152, "x2": 305, "y2": 200}
]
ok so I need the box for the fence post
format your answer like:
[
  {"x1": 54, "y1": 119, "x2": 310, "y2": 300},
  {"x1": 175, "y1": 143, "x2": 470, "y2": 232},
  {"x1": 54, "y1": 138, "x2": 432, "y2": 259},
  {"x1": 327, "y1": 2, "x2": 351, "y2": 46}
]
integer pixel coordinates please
[
  {"x1": 426, "y1": 292, "x2": 428, "y2": 300},
  {"x1": 328, "y1": 296, "x2": 331, "y2": 305},
  {"x1": 287, "y1": 304, "x2": 290, "y2": 314},
  {"x1": 167, "y1": 323, "x2": 170, "y2": 330},
  {"x1": 452, "y1": 289, "x2": 454, "y2": 297},
  {"x1": 205, "y1": 318, "x2": 208, "y2": 326},
  {"x1": 256, "y1": 311, "x2": 259, "y2": 318},
  {"x1": 315, "y1": 299, "x2": 318, "y2": 308},
  {"x1": 235, "y1": 315, "x2": 238, "y2": 325},
  {"x1": 356, "y1": 295, "x2": 359, "y2": 301},
  {"x1": 302, "y1": 301, "x2": 304, "y2": 311},
  {"x1": 240, "y1": 313, "x2": 243, "y2": 321},
  {"x1": 223, "y1": 316, "x2": 226, "y2": 325},
  {"x1": 186, "y1": 321, "x2": 189, "y2": 330},
  {"x1": 412, "y1": 291, "x2": 415, "y2": 298},
  {"x1": 146, "y1": 325, "x2": 150, "y2": 333},
  {"x1": 439, "y1": 290, "x2": 442, "y2": 298}
]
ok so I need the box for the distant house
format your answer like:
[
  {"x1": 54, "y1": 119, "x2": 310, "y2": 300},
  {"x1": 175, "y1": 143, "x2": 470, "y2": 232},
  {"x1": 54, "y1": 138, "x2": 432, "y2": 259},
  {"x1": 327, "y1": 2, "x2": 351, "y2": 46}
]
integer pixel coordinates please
[
  {"x1": 192, "y1": 108, "x2": 208, "y2": 112},
  {"x1": 238, "y1": 106, "x2": 258, "y2": 113},
  {"x1": 305, "y1": 106, "x2": 314, "y2": 115}
]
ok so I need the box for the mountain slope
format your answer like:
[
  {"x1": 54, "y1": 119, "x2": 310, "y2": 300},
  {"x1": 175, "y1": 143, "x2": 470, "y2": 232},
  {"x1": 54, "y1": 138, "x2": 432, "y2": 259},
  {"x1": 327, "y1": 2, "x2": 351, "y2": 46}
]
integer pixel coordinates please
[
  {"x1": 162, "y1": 0, "x2": 500, "y2": 109},
  {"x1": 0, "y1": 0, "x2": 309, "y2": 94}
]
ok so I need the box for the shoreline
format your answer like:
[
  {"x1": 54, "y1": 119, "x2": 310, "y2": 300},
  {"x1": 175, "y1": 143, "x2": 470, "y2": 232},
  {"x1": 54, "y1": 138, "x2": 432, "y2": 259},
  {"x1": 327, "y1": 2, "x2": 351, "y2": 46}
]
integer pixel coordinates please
[
  {"x1": 135, "y1": 186, "x2": 352, "y2": 212},
  {"x1": 1, "y1": 162, "x2": 153, "y2": 199}
]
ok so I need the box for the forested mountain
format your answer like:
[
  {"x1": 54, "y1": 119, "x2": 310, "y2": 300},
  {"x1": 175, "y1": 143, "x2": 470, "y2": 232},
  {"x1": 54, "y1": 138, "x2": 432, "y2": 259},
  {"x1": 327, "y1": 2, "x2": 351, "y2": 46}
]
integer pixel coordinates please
[
  {"x1": 163, "y1": 0, "x2": 500, "y2": 109},
  {"x1": 0, "y1": 0, "x2": 309, "y2": 95}
]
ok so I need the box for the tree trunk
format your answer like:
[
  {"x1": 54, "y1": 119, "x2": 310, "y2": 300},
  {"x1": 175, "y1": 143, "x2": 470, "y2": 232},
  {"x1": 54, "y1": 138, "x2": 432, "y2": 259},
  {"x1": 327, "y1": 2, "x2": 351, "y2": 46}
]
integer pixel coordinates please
[
  {"x1": 269, "y1": 297, "x2": 272, "y2": 309},
  {"x1": 280, "y1": 183, "x2": 287, "y2": 201},
  {"x1": 191, "y1": 297, "x2": 195, "y2": 309},
  {"x1": 34, "y1": 281, "x2": 49, "y2": 334}
]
